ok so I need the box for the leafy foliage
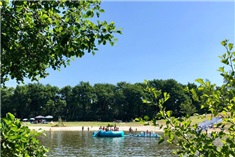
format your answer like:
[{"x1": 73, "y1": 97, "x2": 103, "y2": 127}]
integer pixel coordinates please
[
  {"x1": 143, "y1": 40, "x2": 235, "y2": 156},
  {"x1": 1, "y1": 0, "x2": 121, "y2": 84},
  {"x1": 148, "y1": 79, "x2": 193, "y2": 117},
  {"x1": 1, "y1": 1, "x2": 121, "y2": 156},
  {"x1": 2, "y1": 80, "x2": 203, "y2": 121},
  {"x1": 179, "y1": 99, "x2": 197, "y2": 116},
  {"x1": 0, "y1": 113, "x2": 48, "y2": 157}
]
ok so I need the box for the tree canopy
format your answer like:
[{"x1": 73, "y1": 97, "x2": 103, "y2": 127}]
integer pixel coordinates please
[
  {"x1": 0, "y1": 1, "x2": 121, "y2": 156},
  {"x1": 1, "y1": 80, "x2": 201, "y2": 121},
  {"x1": 1, "y1": 0, "x2": 121, "y2": 84}
]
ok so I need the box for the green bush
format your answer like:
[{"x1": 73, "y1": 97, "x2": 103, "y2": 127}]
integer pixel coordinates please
[
  {"x1": 1, "y1": 112, "x2": 48, "y2": 157},
  {"x1": 144, "y1": 115, "x2": 150, "y2": 121},
  {"x1": 135, "y1": 118, "x2": 140, "y2": 122}
]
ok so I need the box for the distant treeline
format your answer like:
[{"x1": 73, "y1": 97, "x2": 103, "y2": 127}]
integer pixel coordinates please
[{"x1": 1, "y1": 79, "x2": 207, "y2": 121}]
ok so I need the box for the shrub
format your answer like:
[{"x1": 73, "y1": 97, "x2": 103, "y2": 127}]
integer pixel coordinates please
[{"x1": 1, "y1": 112, "x2": 48, "y2": 157}]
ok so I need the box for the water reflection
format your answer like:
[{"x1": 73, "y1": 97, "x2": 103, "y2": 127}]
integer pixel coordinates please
[{"x1": 39, "y1": 131, "x2": 176, "y2": 157}]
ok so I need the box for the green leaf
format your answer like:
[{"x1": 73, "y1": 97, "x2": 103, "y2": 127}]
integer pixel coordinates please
[
  {"x1": 65, "y1": 17, "x2": 69, "y2": 22},
  {"x1": 228, "y1": 43, "x2": 233, "y2": 51},
  {"x1": 158, "y1": 136, "x2": 164, "y2": 144},
  {"x1": 110, "y1": 41, "x2": 114, "y2": 46},
  {"x1": 221, "y1": 59, "x2": 229, "y2": 65},
  {"x1": 117, "y1": 30, "x2": 122, "y2": 34},
  {"x1": 99, "y1": 9, "x2": 105, "y2": 13},
  {"x1": 195, "y1": 78, "x2": 204, "y2": 85},
  {"x1": 86, "y1": 10, "x2": 94, "y2": 17},
  {"x1": 232, "y1": 51, "x2": 235, "y2": 56},
  {"x1": 96, "y1": 12, "x2": 100, "y2": 18},
  {"x1": 221, "y1": 40, "x2": 228, "y2": 46},
  {"x1": 6, "y1": 112, "x2": 15, "y2": 121},
  {"x1": 218, "y1": 67, "x2": 224, "y2": 72},
  {"x1": 166, "y1": 111, "x2": 172, "y2": 117}
]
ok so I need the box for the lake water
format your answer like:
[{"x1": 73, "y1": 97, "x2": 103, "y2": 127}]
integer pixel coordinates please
[{"x1": 39, "y1": 131, "x2": 176, "y2": 157}]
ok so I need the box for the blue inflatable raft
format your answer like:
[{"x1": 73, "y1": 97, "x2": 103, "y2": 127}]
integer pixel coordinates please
[
  {"x1": 130, "y1": 132, "x2": 160, "y2": 138},
  {"x1": 93, "y1": 130, "x2": 125, "y2": 137}
]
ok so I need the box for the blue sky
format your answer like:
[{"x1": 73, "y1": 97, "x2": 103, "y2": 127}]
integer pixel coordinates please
[{"x1": 6, "y1": 1, "x2": 234, "y2": 88}]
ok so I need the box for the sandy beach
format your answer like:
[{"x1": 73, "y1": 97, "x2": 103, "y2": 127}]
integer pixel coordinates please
[
  {"x1": 28, "y1": 125, "x2": 164, "y2": 132},
  {"x1": 28, "y1": 125, "x2": 223, "y2": 134}
]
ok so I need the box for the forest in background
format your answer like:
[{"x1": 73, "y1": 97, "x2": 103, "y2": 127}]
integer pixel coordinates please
[{"x1": 1, "y1": 79, "x2": 209, "y2": 122}]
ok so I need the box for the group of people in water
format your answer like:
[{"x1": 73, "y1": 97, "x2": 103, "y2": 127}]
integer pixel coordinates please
[
  {"x1": 82, "y1": 126, "x2": 90, "y2": 131},
  {"x1": 82, "y1": 125, "x2": 152, "y2": 136},
  {"x1": 99, "y1": 126, "x2": 119, "y2": 131},
  {"x1": 129, "y1": 127, "x2": 153, "y2": 136},
  {"x1": 142, "y1": 130, "x2": 153, "y2": 136}
]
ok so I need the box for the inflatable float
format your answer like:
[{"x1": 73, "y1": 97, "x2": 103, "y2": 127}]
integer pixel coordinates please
[
  {"x1": 129, "y1": 132, "x2": 160, "y2": 138},
  {"x1": 93, "y1": 130, "x2": 125, "y2": 137}
]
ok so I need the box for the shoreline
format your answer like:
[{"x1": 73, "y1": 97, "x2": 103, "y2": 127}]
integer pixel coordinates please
[
  {"x1": 28, "y1": 125, "x2": 165, "y2": 132},
  {"x1": 28, "y1": 125, "x2": 223, "y2": 134}
]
